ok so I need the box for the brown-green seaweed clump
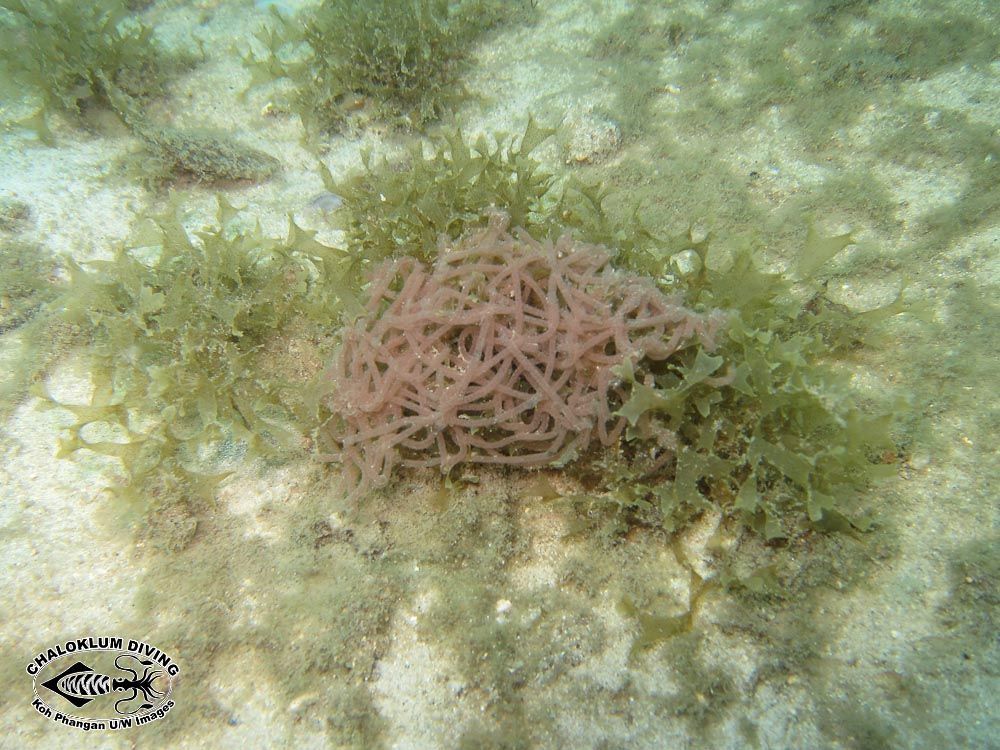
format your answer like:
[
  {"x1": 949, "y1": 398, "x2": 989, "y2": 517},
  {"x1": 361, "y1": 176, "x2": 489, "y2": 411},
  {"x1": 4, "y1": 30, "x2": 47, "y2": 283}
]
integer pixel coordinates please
[
  {"x1": 245, "y1": 0, "x2": 535, "y2": 132},
  {"x1": 41, "y1": 197, "x2": 355, "y2": 498},
  {"x1": 326, "y1": 117, "x2": 614, "y2": 273},
  {"x1": 604, "y1": 228, "x2": 902, "y2": 538},
  {"x1": 0, "y1": 1, "x2": 278, "y2": 185},
  {"x1": 0, "y1": 0, "x2": 179, "y2": 142}
]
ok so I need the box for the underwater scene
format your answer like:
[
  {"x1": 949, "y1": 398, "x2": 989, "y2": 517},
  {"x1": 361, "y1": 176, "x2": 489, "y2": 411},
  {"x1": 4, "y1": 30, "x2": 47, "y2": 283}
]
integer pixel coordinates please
[{"x1": 0, "y1": 0, "x2": 996, "y2": 747}]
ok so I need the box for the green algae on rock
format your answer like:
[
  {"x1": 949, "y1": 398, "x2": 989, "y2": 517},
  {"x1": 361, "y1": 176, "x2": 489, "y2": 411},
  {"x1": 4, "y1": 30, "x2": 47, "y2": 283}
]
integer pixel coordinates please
[{"x1": 127, "y1": 124, "x2": 281, "y2": 186}]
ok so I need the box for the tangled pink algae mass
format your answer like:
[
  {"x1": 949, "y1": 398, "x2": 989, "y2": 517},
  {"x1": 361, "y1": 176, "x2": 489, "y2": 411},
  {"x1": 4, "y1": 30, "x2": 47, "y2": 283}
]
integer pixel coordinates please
[{"x1": 323, "y1": 214, "x2": 726, "y2": 494}]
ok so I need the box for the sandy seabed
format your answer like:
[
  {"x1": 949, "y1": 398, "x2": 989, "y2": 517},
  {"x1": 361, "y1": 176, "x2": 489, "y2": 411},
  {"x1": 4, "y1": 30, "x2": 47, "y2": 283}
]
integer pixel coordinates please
[{"x1": 0, "y1": 1, "x2": 997, "y2": 748}]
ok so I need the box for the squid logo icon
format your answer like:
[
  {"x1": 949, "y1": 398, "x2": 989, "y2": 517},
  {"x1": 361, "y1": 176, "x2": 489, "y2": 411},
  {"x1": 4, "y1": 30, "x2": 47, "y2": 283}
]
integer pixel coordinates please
[
  {"x1": 41, "y1": 654, "x2": 166, "y2": 714},
  {"x1": 27, "y1": 636, "x2": 179, "y2": 731}
]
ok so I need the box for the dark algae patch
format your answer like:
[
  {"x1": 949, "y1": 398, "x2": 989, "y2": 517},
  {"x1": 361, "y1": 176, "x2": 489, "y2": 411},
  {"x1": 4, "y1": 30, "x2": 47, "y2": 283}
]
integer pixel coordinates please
[
  {"x1": 588, "y1": 0, "x2": 999, "y2": 152},
  {"x1": 0, "y1": 237, "x2": 57, "y2": 335},
  {"x1": 0, "y1": 235, "x2": 66, "y2": 417}
]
